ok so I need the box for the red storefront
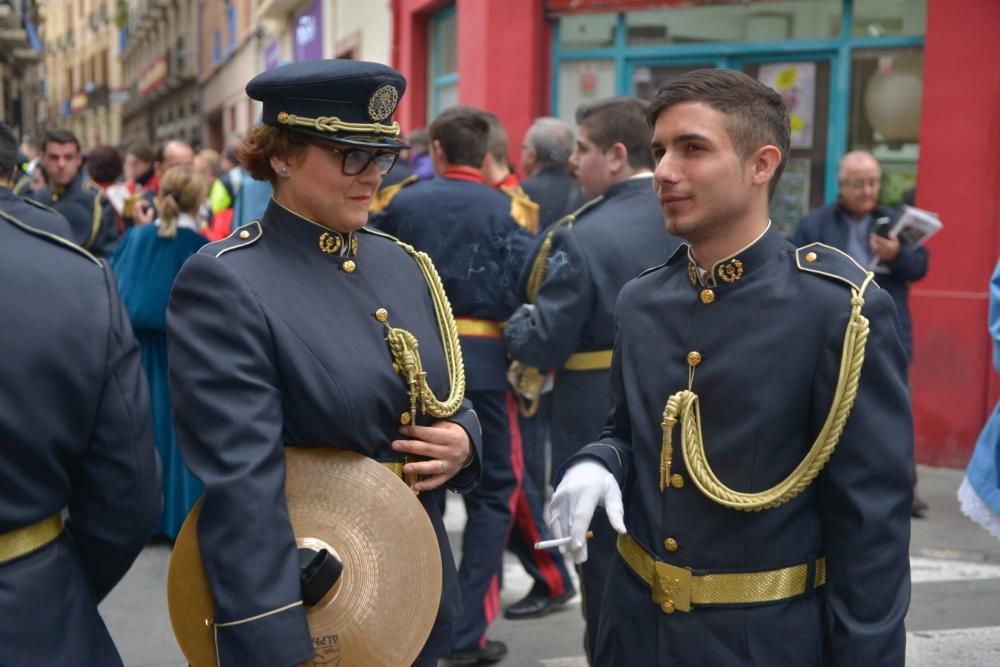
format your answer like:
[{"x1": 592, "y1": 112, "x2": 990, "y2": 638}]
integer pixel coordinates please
[{"x1": 390, "y1": 0, "x2": 1000, "y2": 466}]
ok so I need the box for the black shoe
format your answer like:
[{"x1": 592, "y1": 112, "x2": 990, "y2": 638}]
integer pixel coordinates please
[
  {"x1": 448, "y1": 640, "x2": 508, "y2": 665},
  {"x1": 912, "y1": 495, "x2": 929, "y2": 519},
  {"x1": 503, "y1": 588, "x2": 575, "y2": 620}
]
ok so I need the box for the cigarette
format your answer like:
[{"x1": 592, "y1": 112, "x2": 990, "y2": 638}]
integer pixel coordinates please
[{"x1": 534, "y1": 531, "x2": 594, "y2": 550}]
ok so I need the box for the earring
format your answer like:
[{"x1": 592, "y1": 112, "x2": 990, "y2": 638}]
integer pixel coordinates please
[{"x1": 280, "y1": 168, "x2": 289, "y2": 177}]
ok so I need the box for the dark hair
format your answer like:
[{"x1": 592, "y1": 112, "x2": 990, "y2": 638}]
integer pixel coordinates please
[
  {"x1": 223, "y1": 146, "x2": 239, "y2": 164},
  {"x1": 42, "y1": 129, "x2": 81, "y2": 154},
  {"x1": 126, "y1": 141, "x2": 156, "y2": 164},
  {"x1": 0, "y1": 123, "x2": 18, "y2": 176},
  {"x1": 236, "y1": 125, "x2": 309, "y2": 183},
  {"x1": 21, "y1": 134, "x2": 42, "y2": 151},
  {"x1": 428, "y1": 106, "x2": 491, "y2": 168},
  {"x1": 86, "y1": 144, "x2": 124, "y2": 183},
  {"x1": 407, "y1": 128, "x2": 429, "y2": 153},
  {"x1": 483, "y1": 112, "x2": 509, "y2": 165},
  {"x1": 647, "y1": 69, "x2": 791, "y2": 198},
  {"x1": 525, "y1": 117, "x2": 574, "y2": 169},
  {"x1": 575, "y1": 97, "x2": 654, "y2": 171}
]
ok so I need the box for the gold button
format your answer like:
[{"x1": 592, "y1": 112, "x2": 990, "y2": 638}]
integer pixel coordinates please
[
  {"x1": 400, "y1": 412, "x2": 412, "y2": 425},
  {"x1": 700, "y1": 289, "x2": 715, "y2": 304},
  {"x1": 238, "y1": 230, "x2": 250, "y2": 239},
  {"x1": 670, "y1": 474, "x2": 684, "y2": 489},
  {"x1": 661, "y1": 600, "x2": 675, "y2": 614},
  {"x1": 343, "y1": 260, "x2": 356, "y2": 273},
  {"x1": 664, "y1": 537, "x2": 679, "y2": 552},
  {"x1": 277, "y1": 111, "x2": 289, "y2": 123},
  {"x1": 805, "y1": 251, "x2": 818, "y2": 263},
  {"x1": 687, "y1": 351, "x2": 701, "y2": 367},
  {"x1": 375, "y1": 308, "x2": 389, "y2": 322}
]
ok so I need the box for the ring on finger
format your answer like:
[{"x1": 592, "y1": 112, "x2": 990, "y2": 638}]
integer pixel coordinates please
[{"x1": 438, "y1": 460, "x2": 445, "y2": 474}]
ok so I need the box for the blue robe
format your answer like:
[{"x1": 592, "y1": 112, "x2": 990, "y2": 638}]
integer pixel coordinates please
[{"x1": 110, "y1": 223, "x2": 208, "y2": 538}]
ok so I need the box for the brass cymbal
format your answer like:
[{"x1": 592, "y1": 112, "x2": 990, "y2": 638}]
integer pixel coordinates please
[{"x1": 168, "y1": 448, "x2": 442, "y2": 666}]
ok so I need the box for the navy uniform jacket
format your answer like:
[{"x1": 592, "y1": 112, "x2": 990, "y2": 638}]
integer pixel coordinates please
[
  {"x1": 372, "y1": 174, "x2": 532, "y2": 391},
  {"x1": 33, "y1": 171, "x2": 120, "y2": 256},
  {"x1": 0, "y1": 211, "x2": 161, "y2": 666},
  {"x1": 792, "y1": 203, "x2": 928, "y2": 361},
  {"x1": 167, "y1": 200, "x2": 484, "y2": 667},
  {"x1": 521, "y1": 166, "x2": 584, "y2": 231},
  {"x1": 505, "y1": 176, "x2": 680, "y2": 467},
  {"x1": 568, "y1": 225, "x2": 913, "y2": 666},
  {"x1": 0, "y1": 184, "x2": 73, "y2": 239}
]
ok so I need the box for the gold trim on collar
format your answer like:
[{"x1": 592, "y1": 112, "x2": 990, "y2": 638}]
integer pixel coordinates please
[{"x1": 277, "y1": 111, "x2": 401, "y2": 137}]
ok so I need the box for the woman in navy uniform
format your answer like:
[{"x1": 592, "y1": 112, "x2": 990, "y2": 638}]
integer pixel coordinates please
[{"x1": 166, "y1": 60, "x2": 482, "y2": 667}]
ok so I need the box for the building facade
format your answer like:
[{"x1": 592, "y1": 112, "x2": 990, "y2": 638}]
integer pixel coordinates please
[
  {"x1": 390, "y1": 0, "x2": 1000, "y2": 466},
  {"x1": 1, "y1": 0, "x2": 44, "y2": 136},
  {"x1": 37, "y1": 0, "x2": 121, "y2": 145},
  {"x1": 120, "y1": 0, "x2": 199, "y2": 146}
]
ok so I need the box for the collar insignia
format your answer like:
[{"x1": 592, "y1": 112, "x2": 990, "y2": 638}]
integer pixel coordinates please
[{"x1": 717, "y1": 258, "x2": 744, "y2": 284}]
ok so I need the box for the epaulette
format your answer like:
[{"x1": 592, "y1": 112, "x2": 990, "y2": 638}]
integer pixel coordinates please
[
  {"x1": 200, "y1": 220, "x2": 263, "y2": 258},
  {"x1": 359, "y1": 225, "x2": 400, "y2": 243},
  {"x1": 499, "y1": 184, "x2": 540, "y2": 234},
  {"x1": 82, "y1": 178, "x2": 101, "y2": 197},
  {"x1": 22, "y1": 197, "x2": 61, "y2": 216},
  {"x1": 795, "y1": 242, "x2": 871, "y2": 292},
  {"x1": 12, "y1": 174, "x2": 31, "y2": 195},
  {"x1": 524, "y1": 195, "x2": 605, "y2": 302},
  {"x1": 636, "y1": 260, "x2": 670, "y2": 279},
  {"x1": 0, "y1": 208, "x2": 101, "y2": 266},
  {"x1": 370, "y1": 175, "x2": 419, "y2": 213}
]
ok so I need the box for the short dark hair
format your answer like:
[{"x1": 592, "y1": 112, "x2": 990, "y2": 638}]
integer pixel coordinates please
[
  {"x1": 86, "y1": 145, "x2": 124, "y2": 183},
  {"x1": 126, "y1": 141, "x2": 156, "y2": 164},
  {"x1": 576, "y1": 97, "x2": 654, "y2": 171},
  {"x1": 483, "y1": 111, "x2": 509, "y2": 165},
  {"x1": 647, "y1": 69, "x2": 791, "y2": 198},
  {"x1": 0, "y1": 123, "x2": 18, "y2": 176},
  {"x1": 42, "y1": 129, "x2": 81, "y2": 154},
  {"x1": 428, "y1": 106, "x2": 491, "y2": 168}
]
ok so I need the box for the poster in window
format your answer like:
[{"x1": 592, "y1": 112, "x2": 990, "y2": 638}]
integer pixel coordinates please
[
  {"x1": 758, "y1": 62, "x2": 816, "y2": 150},
  {"x1": 769, "y1": 157, "x2": 811, "y2": 238}
]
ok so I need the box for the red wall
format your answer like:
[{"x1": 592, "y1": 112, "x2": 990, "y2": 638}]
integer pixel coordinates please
[
  {"x1": 910, "y1": 0, "x2": 1000, "y2": 465},
  {"x1": 392, "y1": 0, "x2": 550, "y2": 168}
]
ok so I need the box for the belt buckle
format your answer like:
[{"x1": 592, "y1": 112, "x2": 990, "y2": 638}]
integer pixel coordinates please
[{"x1": 652, "y1": 560, "x2": 692, "y2": 614}]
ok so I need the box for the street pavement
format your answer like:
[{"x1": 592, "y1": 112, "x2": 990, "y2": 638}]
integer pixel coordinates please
[{"x1": 101, "y1": 464, "x2": 1000, "y2": 666}]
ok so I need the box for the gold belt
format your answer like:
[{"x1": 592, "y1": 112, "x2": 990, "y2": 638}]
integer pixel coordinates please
[
  {"x1": 0, "y1": 514, "x2": 64, "y2": 565},
  {"x1": 381, "y1": 461, "x2": 405, "y2": 479},
  {"x1": 455, "y1": 318, "x2": 503, "y2": 339},
  {"x1": 563, "y1": 349, "x2": 613, "y2": 371},
  {"x1": 617, "y1": 533, "x2": 825, "y2": 614}
]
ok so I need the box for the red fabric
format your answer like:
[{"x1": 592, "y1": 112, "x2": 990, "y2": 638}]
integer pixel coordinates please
[
  {"x1": 205, "y1": 208, "x2": 234, "y2": 241},
  {"x1": 443, "y1": 166, "x2": 487, "y2": 184},
  {"x1": 496, "y1": 173, "x2": 520, "y2": 189}
]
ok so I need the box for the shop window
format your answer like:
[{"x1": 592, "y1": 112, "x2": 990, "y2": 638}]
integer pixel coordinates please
[
  {"x1": 213, "y1": 30, "x2": 221, "y2": 66},
  {"x1": 849, "y1": 49, "x2": 923, "y2": 206},
  {"x1": 625, "y1": 1, "x2": 841, "y2": 46},
  {"x1": 226, "y1": 4, "x2": 237, "y2": 55},
  {"x1": 556, "y1": 60, "x2": 615, "y2": 127},
  {"x1": 853, "y1": 0, "x2": 927, "y2": 38},
  {"x1": 427, "y1": 4, "x2": 457, "y2": 119},
  {"x1": 558, "y1": 13, "x2": 616, "y2": 51}
]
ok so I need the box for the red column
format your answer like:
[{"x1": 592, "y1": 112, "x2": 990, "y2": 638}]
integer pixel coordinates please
[{"x1": 910, "y1": 0, "x2": 1000, "y2": 465}]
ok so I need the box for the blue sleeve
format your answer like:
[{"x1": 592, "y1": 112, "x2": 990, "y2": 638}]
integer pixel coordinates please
[
  {"x1": 886, "y1": 243, "x2": 929, "y2": 283},
  {"x1": 991, "y1": 260, "x2": 1000, "y2": 371},
  {"x1": 167, "y1": 253, "x2": 314, "y2": 667},
  {"x1": 444, "y1": 399, "x2": 484, "y2": 494}
]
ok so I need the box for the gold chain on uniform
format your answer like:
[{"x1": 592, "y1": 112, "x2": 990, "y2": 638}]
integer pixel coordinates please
[
  {"x1": 659, "y1": 273, "x2": 875, "y2": 510},
  {"x1": 375, "y1": 237, "x2": 466, "y2": 423}
]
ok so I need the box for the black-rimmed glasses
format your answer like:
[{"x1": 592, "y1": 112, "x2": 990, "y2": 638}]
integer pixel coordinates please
[{"x1": 311, "y1": 142, "x2": 399, "y2": 176}]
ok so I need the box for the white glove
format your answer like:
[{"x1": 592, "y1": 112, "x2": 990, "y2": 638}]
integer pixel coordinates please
[{"x1": 547, "y1": 460, "x2": 626, "y2": 563}]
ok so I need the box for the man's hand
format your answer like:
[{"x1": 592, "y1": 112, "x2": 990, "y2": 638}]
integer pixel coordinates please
[
  {"x1": 392, "y1": 421, "x2": 472, "y2": 492},
  {"x1": 547, "y1": 460, "x2": 626, "y2": 563},
  {"x1": 133, "y1": 199, "x2": 155, "y2": 226},
  {"x1": 870, "y1": 232, "x2": 901, "y2": 262}
]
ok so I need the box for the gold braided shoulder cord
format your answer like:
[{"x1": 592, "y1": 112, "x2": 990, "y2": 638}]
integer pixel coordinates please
[
  {"x1": 378, "y1": 238, "x2": 466, "y2": 422},
  {"x1": 659, "y1": 274, "x2": 875, "y2": 511}
]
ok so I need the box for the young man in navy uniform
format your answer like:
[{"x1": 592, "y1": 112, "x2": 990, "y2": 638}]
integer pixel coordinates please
[
  {"x1": 550, "y1": 69, "x2": 912, "y2": 666},
  {"x1": 0, "y1": 135, "x2": 162, "y2": 663},
  {"x1": 503, "y1": 97, "x2": 681, "y2": 651},
  {"x1": 373, "y1": 105, "x2": 532, "y2": 664},
  {"x1": 0, "y1": 123, "x2": 72, "y2": 239},
  {"x1": 32, "y1": 129, "x2": 120, "y2": 256}
]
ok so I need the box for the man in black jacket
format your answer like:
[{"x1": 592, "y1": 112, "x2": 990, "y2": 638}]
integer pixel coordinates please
[{"x1": 519, "y1": 117, "x2": 582, "y2": 231}]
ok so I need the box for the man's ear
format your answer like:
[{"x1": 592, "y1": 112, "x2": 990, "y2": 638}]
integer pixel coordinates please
[
  {"x1": 750, "y1": 144, "x2": 782, "y2": 189},
  {"x1": 606, "y1": 142, "x2": 629, "y2": 174}
]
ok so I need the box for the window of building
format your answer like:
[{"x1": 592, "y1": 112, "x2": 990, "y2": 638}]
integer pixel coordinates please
[
  {"x1": 226, "y1": 4, "x2": 237, "y2": 55},
  {"x1": 213, "y1": 30, "x2": 222, "y2": 66},
  {"x1": 551, "y1": 0, "x2": 927, "y2": 231},
  {"x1": 426, "y1": 4, "x2": 457, "y2": 119}
]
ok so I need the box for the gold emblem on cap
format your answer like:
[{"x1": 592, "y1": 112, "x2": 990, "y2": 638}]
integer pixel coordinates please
[
  {"x1": 319, "y1": 232, "x2": 343, "y2": 254},
  {"x1": 368, "y1": 84, "x2": 399, "y2": 123},
  {"x1": 717, "y1": 258, "x2": 744, "y2": 284}
]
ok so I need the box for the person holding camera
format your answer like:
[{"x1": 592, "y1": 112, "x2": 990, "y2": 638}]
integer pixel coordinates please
[{"x1": 792, "y1": 150, "x2": 929, "y2": 517}]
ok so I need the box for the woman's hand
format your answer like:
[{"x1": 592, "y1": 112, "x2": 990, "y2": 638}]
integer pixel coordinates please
[{"x1": 392, "y1": 421, "x2": 472, "y2": 492}]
